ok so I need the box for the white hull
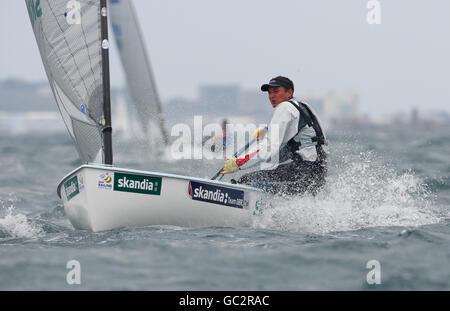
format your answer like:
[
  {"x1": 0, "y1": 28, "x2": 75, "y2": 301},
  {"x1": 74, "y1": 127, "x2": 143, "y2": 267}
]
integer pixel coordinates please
[{"x1": 57, "y1": 165, "x2": 263, "y2": 232}]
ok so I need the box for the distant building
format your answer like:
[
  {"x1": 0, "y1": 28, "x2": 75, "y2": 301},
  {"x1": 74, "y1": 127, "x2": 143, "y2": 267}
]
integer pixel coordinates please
[
  {"x1": 0, "y1": 79, "x2": 54, "y2": 112},
  {"x1": 301, "y1": 90, "x2": 360, "y2": 128},
  {"x1": 0, "y1": 79, "x2": 64, "y2": 133},
  {"x1": 166, "y1": 85, "x2": 362, "y2": 129}
]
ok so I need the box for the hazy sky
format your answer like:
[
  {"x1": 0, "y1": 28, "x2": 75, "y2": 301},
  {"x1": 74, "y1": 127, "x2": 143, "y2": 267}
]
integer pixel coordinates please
[{"x1": 1, "y1": 0, "x2": 449, "y2": 116}]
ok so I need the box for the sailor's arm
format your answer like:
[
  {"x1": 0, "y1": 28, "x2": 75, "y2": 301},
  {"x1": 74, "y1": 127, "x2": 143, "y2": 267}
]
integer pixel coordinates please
[
  {"x1": 219, "y1": 102, "x2": 297, "y2": 174},
  {"x1": 237, "y1": 102, "x2": 296, "y2": 169}
]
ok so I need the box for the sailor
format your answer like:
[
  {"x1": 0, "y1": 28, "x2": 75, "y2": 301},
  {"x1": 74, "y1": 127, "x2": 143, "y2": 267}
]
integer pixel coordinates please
[
  {"x1": 203, "y1": 118, "x2": 233, "y2": 153},
  {"x1": 221, "y1": 119, "x2": 230, "y2": 147},
  {"x1": 220, "y1": 76, "x2": 327, "y2": 196}
]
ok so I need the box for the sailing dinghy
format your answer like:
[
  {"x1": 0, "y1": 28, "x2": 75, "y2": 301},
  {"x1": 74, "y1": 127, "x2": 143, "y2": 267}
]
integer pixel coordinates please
[{"x1": 26, "y1": 0, "x2": 263, "y2": 232}]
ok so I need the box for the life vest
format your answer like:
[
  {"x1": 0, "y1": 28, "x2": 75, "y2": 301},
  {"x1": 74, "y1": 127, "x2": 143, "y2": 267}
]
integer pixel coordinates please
[{"x1": 285, "y1": 99, "x2": 327, "y2": 162}]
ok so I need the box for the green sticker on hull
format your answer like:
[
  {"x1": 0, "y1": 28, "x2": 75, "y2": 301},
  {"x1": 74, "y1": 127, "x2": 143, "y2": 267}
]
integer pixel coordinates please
[
  {"x1": 64, "y1": 175, "x2": 79, "y2": 201},
  {"x1": 114, "y1": 173, "x2": 162, "y2": 196}
]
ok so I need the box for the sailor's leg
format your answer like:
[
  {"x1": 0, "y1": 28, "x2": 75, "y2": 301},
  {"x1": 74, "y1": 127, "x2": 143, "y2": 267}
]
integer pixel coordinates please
[
  {"x1": 265, "y1": 162, "x2": 308, "y2": 195},
  {"x1": 236, "y1": 160, "x2": 327, "y2": 196},
  {"x1": 267, "y1": 161, "x2": 327, "y2": 196},
  {"x1": 289, "y1": 160, "x2": 327, "y2": 196}
]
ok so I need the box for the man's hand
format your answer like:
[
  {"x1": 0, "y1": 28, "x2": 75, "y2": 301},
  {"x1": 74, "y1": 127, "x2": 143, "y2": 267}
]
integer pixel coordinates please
[{"x1": 220, "y1": 157, "x2": 240, "y2": 174}]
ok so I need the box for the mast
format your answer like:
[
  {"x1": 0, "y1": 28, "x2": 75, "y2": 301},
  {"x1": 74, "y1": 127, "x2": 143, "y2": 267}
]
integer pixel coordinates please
[{"x1": 100, "y1": 0, "x2": 113, "y2": 165}]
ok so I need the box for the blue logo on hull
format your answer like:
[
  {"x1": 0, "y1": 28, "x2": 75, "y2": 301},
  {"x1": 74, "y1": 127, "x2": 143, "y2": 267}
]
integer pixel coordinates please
[{"x1": 188, "y1": 181, "x2": 249, "y2": 209}]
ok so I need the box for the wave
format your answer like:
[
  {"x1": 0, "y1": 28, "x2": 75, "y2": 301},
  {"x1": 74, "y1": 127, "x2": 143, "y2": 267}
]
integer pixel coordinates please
[
  {"x1": 252, "y1": 146, "x2": 445, "y2": 234},
  {"x1": 0, "y1": 205, "x2": 43, "y2": 240},
  {"x1": 424, "y1": 176, "x2": 450, "y2": 192}
]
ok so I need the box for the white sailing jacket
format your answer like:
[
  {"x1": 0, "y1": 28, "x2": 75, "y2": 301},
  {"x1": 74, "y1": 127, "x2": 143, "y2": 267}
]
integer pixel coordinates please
[{"x1": 242, "y1": 97, "x2": 326, "y2": 171}]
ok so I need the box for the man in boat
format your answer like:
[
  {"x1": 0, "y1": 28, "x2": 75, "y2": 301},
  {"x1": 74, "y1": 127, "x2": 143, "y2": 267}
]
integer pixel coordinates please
[
  {"x1": 220, "y1": 76, "x2": 327, "y2": 196},
  {"x1": 203, "y1": 118, "x2": 233, "y2": 153},
  {"x1": 220, "y1": 119, "x2": 231, "y2": 148}
]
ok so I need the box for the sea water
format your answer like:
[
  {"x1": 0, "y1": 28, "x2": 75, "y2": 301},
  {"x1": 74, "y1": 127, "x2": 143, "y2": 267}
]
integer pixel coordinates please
[{"x1": 0, "y1": 127, "x2": 449, "y2": 290}]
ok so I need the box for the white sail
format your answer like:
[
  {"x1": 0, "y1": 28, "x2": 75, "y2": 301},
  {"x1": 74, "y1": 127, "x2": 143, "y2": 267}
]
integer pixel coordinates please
[
  {"x1": 26, "y1": 0, "x2": 105, "y2": 163},
  {"x1": 109, "y1": 0, "x2": 169, "y2": 145}
]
